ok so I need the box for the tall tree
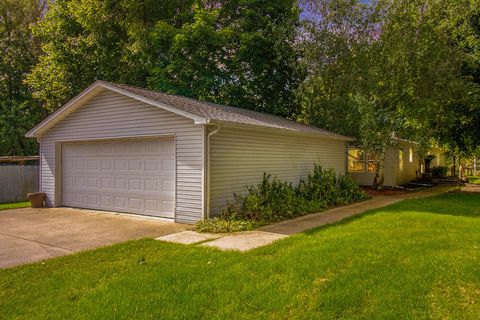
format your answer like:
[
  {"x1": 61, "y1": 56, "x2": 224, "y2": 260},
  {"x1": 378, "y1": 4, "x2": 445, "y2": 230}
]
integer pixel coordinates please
[
  {"x1": 27, "y1": 0, "x2": 302, "y2": 117},
  {"x1": 0, "y1": 0, "x2": 44, "y2": 155},
  {"x1": 27, "y1": 0, "x2": 196, "y2": 112},
  {"x1": 296, "y1": 0, "x2": 374, "y2": 138},
  {"x1": 148, "y1": 0, "x2": 302, "y2": 117},
  {"x1": 298, "y1": 0, "x2": 478, "y2": 189},
  {"x1": 427, "y1": 0, "x2": 480, "y2": 156}
]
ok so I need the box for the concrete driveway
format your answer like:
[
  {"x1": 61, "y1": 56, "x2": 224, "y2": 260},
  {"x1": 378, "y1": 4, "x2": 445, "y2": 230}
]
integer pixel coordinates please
[{"x1": 0, "y1": 207, "x2": 188, "y2": 269}]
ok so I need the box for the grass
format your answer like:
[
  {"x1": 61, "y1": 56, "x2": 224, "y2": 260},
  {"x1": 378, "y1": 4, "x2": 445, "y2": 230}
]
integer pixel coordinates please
[
  {"x1": 1, "y1": 192, "x2": 479, "y2": 319},
  {"x1": 468, "y1": 176, "x2": 480, "y2": 184},
  {"x1": 0, "y1": 201, "x2": 30, "y2": 211}
]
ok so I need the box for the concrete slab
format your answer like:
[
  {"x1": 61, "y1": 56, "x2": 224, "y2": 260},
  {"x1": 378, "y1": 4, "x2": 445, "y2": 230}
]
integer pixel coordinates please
[
  {"x1": 0, "y1": 234, "x2": 71, "y2": 268},
  {"x1": 156, "y1": 231, "x2": 222, "y2": 244},
  {"x1": 201, "y1": 231, "x2": 287, "y2": 251},
  {"x1": 0, "y1": 207, "x2": 188, "y2": 269}
]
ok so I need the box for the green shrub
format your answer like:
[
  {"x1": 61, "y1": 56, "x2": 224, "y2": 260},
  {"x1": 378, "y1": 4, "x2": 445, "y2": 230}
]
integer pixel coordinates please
[
  {"x1": 196, "y1": 164, "x2": 369, "y2": 233},
  {"x1": 298, "y1": 165, "x2": 339, "y2": 206},
  {"x1": 431, "y1": 166, "x2": 448, "y2": 178},
  {"x1": 337, "y1": 174, "x2": 370, "y2": 204},
  {"x1": 222, "y1": 164, "x2": 369, "y2": 224},
  {"x1": 194, "y1": 218, "x2": 257, "y2": 233},
  {"x1": 222, "y1": 174, "x2": 299, "y2": 222}
]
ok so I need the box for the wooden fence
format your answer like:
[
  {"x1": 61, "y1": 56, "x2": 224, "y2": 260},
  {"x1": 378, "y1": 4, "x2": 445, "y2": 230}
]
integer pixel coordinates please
[{"x1": 0, "y1": 164, "x2": 39, "y2": 203}]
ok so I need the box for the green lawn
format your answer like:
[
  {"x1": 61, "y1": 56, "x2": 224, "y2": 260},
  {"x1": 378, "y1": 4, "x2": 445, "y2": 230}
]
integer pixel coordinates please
[
  {"x1": 469, "y1": 176, "x2": 480, "y2": 184},
  {"x1": 0, "y1": 201, "x2": 30, "y2": 211},
  {"x1": 1, "y1": 192, "x2": 479, "y2": 319}
]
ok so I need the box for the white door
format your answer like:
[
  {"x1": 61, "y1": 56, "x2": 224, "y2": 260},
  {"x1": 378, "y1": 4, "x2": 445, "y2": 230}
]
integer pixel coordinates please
[{"x1": 61, "y1": 138, "x2": 175, "y2": 219}]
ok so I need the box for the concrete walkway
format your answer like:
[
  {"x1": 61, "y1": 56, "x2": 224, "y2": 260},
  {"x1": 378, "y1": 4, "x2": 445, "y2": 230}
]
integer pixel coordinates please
[
  {"x1": 261, "y1": 185, "x2": 458, "y2": 235},
  {"x1": 462, "y1": 184, "x2": 480, "y2": 193},
  {"x1": 156, "y1": 185, "x2": 458, "y2": 251}
]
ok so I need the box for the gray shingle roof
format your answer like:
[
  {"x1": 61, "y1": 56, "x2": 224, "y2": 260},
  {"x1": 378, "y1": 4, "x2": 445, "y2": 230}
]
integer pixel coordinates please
[{"x1": 103, "y1": 81, "x2": 353, "y2": 141}]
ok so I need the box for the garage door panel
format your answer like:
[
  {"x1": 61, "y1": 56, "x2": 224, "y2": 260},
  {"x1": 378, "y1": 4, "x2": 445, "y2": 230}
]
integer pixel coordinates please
[
  {"x1": 62, "y1": 138, "x2": 175, "y2": 219},
  {"x1": 100, "y1": 195, "x2": 112, "y2": 207},
  {"x1": 162, "y1": 200, "x2": 175, "y2": 213},
  {"x1": 87, "y1": 159, "x2": 98, "y2": 170}
]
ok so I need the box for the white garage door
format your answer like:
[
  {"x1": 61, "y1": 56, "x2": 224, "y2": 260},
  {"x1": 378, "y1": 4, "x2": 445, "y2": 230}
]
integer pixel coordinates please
[{"x1": 61, "y1": 138, "x2": 175, "y2": 219}]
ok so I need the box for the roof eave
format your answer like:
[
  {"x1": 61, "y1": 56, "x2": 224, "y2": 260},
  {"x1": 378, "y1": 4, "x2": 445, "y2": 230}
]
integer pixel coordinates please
[{"x1": 208, "y1": 120, "x2": 355, "y2": 142}]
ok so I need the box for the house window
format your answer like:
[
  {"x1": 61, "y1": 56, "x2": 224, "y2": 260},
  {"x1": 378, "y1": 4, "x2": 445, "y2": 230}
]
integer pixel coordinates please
[
  {"x1": 348, "y1": 148, "x2": 365, "y2": 172},
  {"x1": 409, "y1": 148, "x2": 413, "y2": 163},
  {"x1": 399, "y1": 149, "x2": 404, "y2": 171},
  {"x1": 366, "y1": 153, "x2": 376, "y2": 172}
]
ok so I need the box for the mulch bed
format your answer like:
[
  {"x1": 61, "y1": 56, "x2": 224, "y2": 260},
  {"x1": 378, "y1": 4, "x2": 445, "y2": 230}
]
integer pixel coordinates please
[{"x1": 361, "y1": 187, "x2": 411, "y2": 196}]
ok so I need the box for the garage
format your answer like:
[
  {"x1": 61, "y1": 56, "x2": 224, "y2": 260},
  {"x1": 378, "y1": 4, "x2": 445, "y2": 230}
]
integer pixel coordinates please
[
  {"x1": 61, "y1": 138, "x2": 175, "y2": 218},
  {"x1": 27, "y1": 80, "x2": 352, "y2": 223}
]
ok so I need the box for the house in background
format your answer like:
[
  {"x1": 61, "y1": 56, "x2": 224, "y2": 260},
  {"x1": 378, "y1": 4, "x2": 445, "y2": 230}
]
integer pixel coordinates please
[
  {"x1": 348, "y1": 139, "x2": 446, "y2": 187},
  {"x1": 26, "y1": 81, "x2": 353, "y2": 224}
]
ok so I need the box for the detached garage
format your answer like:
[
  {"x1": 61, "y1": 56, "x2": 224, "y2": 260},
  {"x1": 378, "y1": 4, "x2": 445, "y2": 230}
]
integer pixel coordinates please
[{"x1": 27, "y1": 81, "x2": 353, "y2": 223}]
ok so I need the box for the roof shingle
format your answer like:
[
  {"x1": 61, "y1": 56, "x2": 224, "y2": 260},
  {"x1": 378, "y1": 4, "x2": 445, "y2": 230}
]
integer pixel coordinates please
[{"x1": 105, "y1": 81, "x2": 352, "y2": 141}]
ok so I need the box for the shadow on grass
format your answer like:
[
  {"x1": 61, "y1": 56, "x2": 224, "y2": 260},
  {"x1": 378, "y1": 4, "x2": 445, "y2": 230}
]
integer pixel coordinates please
[{"x1": 302, "y1": 191, "x2": 480, "y2": 236}]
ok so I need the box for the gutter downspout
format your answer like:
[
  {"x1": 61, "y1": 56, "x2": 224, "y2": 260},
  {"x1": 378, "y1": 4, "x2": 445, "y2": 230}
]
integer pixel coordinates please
[
  {"x1": 36, "y1": 137, "x2": 41, "y2": 193},
  {"x1": 205, "y1": 124, "x2": 221, "y2": 220}
]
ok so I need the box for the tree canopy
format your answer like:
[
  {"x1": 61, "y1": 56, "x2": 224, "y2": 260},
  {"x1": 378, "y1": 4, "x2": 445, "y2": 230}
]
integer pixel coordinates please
[
  {"x1": 27, "y1": 0, "x2": 302, "y2": 117},
  {"x1": 0, "y1": 0, "x2": 45, "y2": 155},
  {"x1": 297, "y1": 0, "x2": 480, "y2": 188}
]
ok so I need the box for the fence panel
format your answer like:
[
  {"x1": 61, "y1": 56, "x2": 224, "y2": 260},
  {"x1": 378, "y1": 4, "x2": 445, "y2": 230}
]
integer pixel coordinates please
[{"x1": 0, "y1": 164, "x2": 39, "y2": 203}]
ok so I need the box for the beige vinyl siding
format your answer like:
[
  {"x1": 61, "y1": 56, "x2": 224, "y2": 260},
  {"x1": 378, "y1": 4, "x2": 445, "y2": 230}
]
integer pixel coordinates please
[
  {"x1": 208, "y1": 126, "x2": 348, "y2": 217},
  {"x1": 39, "y1": 89, "x2": 204, "y2": 224},
  {"x1": 395, "y1": 144, "x2": 421, "y2": 185},
  {"x1": 349, "y1": 147, "x2": 397, "y2": 187},
  {"x1": 349, "y1": 171, "x2": 375, "y2": 186}
]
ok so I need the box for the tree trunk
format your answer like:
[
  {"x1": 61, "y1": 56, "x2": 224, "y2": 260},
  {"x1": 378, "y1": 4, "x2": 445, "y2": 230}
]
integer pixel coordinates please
[
  {"x1": 373, "y1": 148, "x2": 386, "y2": 190},
  {"x1": 459, "y1": 156, "x2": 463, "y2": 179},
  {"x1": 452, "y1": 155, "x2": 456, "y2": 177}
]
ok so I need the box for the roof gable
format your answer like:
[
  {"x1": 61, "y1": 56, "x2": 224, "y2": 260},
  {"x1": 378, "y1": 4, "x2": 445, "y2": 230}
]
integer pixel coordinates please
[
  {"x1": 25, "y1": 81, "x2": 207, "y2": 137},
  {"x1": 27, "y1": 80, "x2": 353, "y2": 141}
]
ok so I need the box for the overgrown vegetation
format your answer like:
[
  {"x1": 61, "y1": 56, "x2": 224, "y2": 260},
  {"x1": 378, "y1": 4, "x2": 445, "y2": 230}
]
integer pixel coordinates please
[{"x1": 196, "y1": 164, "x2": 369, "y2": 233}]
